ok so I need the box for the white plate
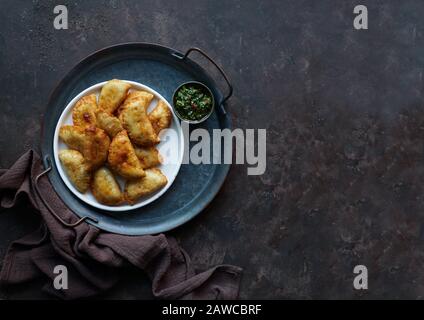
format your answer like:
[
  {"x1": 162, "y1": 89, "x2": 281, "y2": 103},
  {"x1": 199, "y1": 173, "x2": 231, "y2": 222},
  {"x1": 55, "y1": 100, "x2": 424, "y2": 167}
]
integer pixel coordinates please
[{"x1": 53, "y1": 80, "x2": 184, "y2": 212}]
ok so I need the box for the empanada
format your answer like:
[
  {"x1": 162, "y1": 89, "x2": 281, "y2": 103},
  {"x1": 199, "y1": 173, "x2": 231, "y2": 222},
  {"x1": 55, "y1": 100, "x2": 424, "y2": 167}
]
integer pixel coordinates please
[
  {"x1": 125, "y1": 168, "x2": 168, "y2": 203},
  {"x1": 72, "y1": 94, "x2": 98, "y2": 128},
  {"x1": 98, "y1": 79, "x2": 131, "y2": 114},
  {"x1": 91, "y1": 167, "x2": 123, "y2": 205},
  {"x1": 119, "y1": 100, "x2": 160, "y2": 147},
  {"x1": 148, "y1": 100, "x2": 172, "y2": 134},
  {"x1": 58, "y1": 149, "x2": 91, "y2": 193},
  {"x1": 134, "y1": 146, "x2": 162, "y2": 169},
  {"x1": 95, "y1": 109, "x2": 123, "y2": 138},
  {"x1": 117, "y1": 90, "x2": 154, "y2": 115},
  {"x1": 59, "y1": 125, "x2": 110, "y2": 169},
  {"x1": 108, "y1": 130, "x2": 145, "y2": 179}
]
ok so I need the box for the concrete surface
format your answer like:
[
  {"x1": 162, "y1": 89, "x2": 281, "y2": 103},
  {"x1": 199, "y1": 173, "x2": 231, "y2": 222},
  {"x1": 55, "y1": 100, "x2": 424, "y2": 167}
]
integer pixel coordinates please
[{"x1": 1, "y1": 0, "x2": 424, "y2": 299}]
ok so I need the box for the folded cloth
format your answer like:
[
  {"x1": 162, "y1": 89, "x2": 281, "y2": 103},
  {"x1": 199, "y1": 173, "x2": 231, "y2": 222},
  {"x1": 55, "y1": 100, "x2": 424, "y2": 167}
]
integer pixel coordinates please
[{"x1": 0, "y1": 150, "x2": 242, "y2": 299}]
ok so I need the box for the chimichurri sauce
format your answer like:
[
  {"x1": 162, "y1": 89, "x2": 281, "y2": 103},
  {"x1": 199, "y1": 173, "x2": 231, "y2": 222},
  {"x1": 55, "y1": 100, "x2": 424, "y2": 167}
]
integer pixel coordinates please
[{"x1": 174, "y1": 85, "x2": 213, "y2": 121}]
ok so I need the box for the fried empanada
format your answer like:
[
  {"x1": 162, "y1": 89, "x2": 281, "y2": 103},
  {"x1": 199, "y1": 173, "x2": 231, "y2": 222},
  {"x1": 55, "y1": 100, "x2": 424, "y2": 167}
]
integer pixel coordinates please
[
  {"x1": 98, "y1": 79, "x2": 131, "y2": 114},
  {"x1": 95, "y1": 109, "x2": 123, "y2": 138},
  {"x1": 148, "y1": 100, "x2": 172, "y2": 134},
  {"x1": 58, "y1": 149, "x2": 91, "y2": 193},
  {"x1": 117, "y1": 90, "x2": 154, "y2": 115},
  {"x1": 91, "y1": 167, "x2": 123, "y2": 205},
  {"x1": 124, "y1": 168, "x2": 168, "y2": 203},
  {"x1": 108, "y1": 130, "x2": 145, "y2": 179},
  {"x1": 59, "y1": 125, "x2": 110, "y2": 169},
  {"x1": 119, "y1": 100, "x2": 160, "y2": 147},
  {"x1": 72, "y1": 94, "x2": 98, "y2": 128},
  {"x1": 134, "y1": 146, "x2": 162, "y2": 169}
]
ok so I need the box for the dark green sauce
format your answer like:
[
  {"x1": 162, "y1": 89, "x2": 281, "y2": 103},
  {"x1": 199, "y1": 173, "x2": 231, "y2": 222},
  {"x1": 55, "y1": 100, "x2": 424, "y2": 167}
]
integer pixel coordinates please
[{"x1": 174, "y1": 84, "x2": 213, "y2": 121}]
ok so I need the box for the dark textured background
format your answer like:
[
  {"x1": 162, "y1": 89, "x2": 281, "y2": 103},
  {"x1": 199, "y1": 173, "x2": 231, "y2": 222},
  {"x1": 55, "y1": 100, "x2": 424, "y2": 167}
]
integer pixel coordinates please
[{"x1": 1, "y1": 0, "x2": 424, "y2": 299}]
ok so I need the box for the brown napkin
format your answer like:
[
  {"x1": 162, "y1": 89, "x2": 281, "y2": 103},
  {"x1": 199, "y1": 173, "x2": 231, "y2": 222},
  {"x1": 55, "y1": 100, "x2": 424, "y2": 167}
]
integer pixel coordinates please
[{"x1": 0, "y1": 150, "x2": 242, "y2": 299}]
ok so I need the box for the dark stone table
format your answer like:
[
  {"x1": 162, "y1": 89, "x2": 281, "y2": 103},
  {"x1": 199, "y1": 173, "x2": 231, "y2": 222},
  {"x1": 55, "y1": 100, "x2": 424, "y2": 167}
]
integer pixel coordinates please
[{"x1": 1, "y1": 0, "x2": 424, "y2": 299}]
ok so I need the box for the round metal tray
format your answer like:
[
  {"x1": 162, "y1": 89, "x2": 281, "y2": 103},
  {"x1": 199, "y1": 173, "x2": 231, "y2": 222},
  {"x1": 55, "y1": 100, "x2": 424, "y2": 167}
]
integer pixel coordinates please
[{"x1": 40, "y1": 43, "x2": 232, "y2": 235}]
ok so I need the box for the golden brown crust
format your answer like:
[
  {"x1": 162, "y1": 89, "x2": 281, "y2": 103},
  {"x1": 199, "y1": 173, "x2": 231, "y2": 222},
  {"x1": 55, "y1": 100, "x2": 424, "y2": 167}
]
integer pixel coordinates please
[
  {"x1": 107, "y1": 130, "x2": 145, "y2": 179},
  {"x1": 148, "y1": 100, "x2": 172, "y2": 134},
  {"x1": 124, "y1": 168, "x2": 168, "y2": 203},
  {"x1": 72, "y1": 94, "x2": 98, "y2": 128},
  {"x1": 91, "y1": 167, "x2": 124, "y2": 205},
  {"x1": 58, "y1": 149, "x2": 91, "y2": 193},
  {"x1": 59, "y1": 125, "x2": 110, "y2": 169},
  {"x1": 119, "y1": 100, "x2": 160, "y2": 147},
  {"x1": 95, "y1": 109, "x2": 123, "y2": 138},
  {"x1": 134, "y1": 146, "x2": 162, "y2": 169},
  {"x1": 98, "y1": 79, "x2": 131, "y2": 114}
]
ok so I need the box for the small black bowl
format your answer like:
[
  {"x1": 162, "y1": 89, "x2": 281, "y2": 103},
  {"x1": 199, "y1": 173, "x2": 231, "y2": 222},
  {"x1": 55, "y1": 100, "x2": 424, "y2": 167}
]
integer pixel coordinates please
[{"x1": 172, "y1": 81, "x2": 215, "y2": 124}]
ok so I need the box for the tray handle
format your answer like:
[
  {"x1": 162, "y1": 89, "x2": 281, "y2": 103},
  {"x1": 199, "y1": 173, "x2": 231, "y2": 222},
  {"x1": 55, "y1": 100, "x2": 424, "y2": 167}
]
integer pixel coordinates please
[
  {"x1": 34, "y1": 155, "x2": 98, "y2": 228},
  {"x1": 173, "y1": 47, "x2": 233, "y2": 114}
]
